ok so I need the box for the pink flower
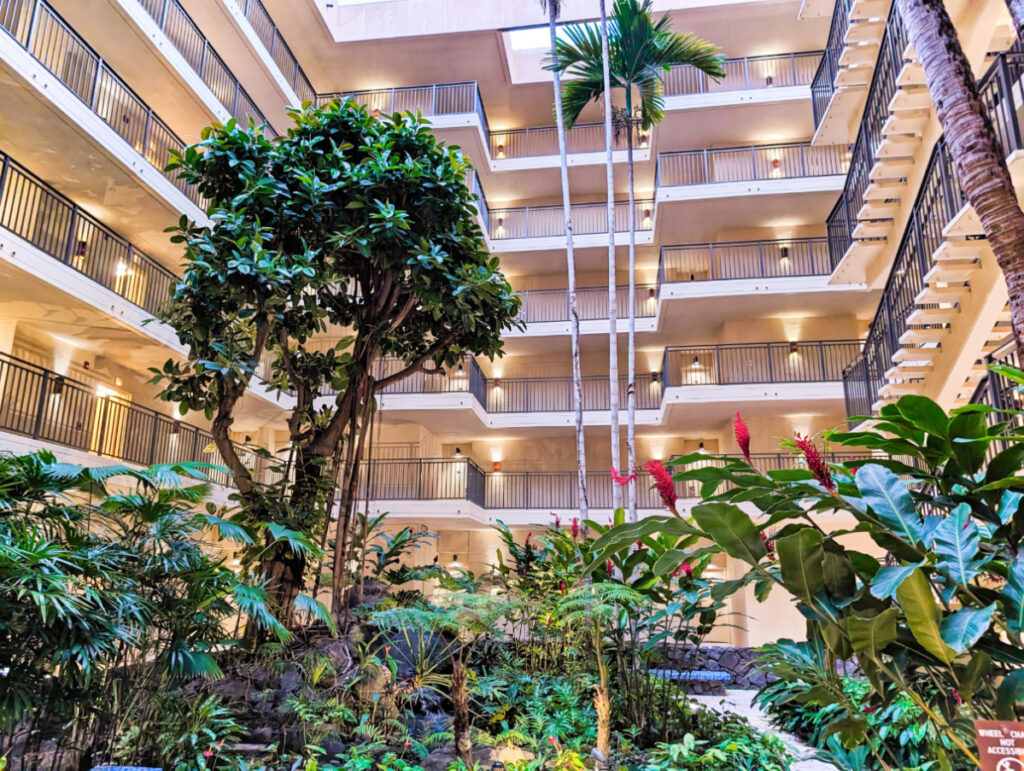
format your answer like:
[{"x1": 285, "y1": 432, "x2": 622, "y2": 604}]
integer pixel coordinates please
[
  {"x1": 645, "y1": 459, "x2": 679, "y2": 515},
  {"x1": 795, "y1": 434, "x2": 835, "y2": 491},
  {"x1": 559, "y1": 581, "x2": 566, "y2": 592},
  {"x1": 404, "y1": 741, "x2": 413, "y2": 747},
  {"x1": 734, "y1": 412, "x2": 752, "y2": 463},
  {"x1": 606, "y1": 558, "x2": 614, "y2": 574},
  {"x1": 760, "y1": 531, "x2": 775, "y2": 558},
  {"x1": 953, "y1": 689, "x2": 962, "y2": 705},
  {"x1": 553, "y1": 514, "x2": 561, "y2": 529},
  {"x1": 673, "y1": 562, "x2": 693, "y2": 579},
  {"x1": 571, "y1": 518, "x2": 579, "y2": 539},
  {"x1": 204, "y1": 750, "x2": 214, "y2": 758},
  {"x1": 611, "y1": 466, "x2": 637, "y2": 486}
]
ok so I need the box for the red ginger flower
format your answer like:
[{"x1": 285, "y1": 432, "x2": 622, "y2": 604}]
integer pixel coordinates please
[
  {"x1": 795, "y1": 434, "x2": 835, "y2": 491},
  {"x1": 645, "y1": 459, "x2": 679, "y2": 515},
  {"x1": 553, "y1": 514, "x2": 561, "y2": 529},
  {"x1": 606, "y1": 558, "x2": 614, "y2": 574},
  {"x1": 673, "y1": 562, "x2": 693, "y2": 579},
  {"x1": 611, "y1": 466, "x2": 637, "y2": 486},
  {"x1": 733, "y1": 412, "x2": 752, "y2": 463},
  {"x1": 760, "y1": 531, "x2": 775, "y2": 558},
  {"x1": 571, "y1": 517, "x2": 579, "y2": 539}
]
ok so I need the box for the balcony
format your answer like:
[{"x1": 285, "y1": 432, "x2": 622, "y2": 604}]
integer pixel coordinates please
[
  {"x1": 0, "y1": 148, "x2": 289, "y2": 406},
  {"x1": 355, "y1": 449, "x2": 873, "y2": 523},
  {"x1": 655, "y1": 142, "x2": 849, "y2": 212},
  {"x1": 659, "y1": 238, "x2": 831, "y2": 283},
  {"x1": 371, "y1": 339, "x2": 860, "y2": 432},
  {"x1": 842, "y1": 48, "x2": 1024, "y2": 419},
  {"x1": 0, "y1": 0, "x2": 206, "y2": 234},
  {"x1": 486, "y1": 200, "x2": 654, "y2": 252},
  {"x1": 132, "y1": 0, "x2": 277, "y2": 133},
  {"x1": 0, "y1": 350, "x2": 271, "y2": 490},
  {"x1": 664, "y1": 51, "x2": 820, "y2": 100}
]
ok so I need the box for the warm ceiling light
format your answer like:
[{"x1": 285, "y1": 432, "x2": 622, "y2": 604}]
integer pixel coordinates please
[
  {"x1": 648, "y1": 287, "x2": 656, "y2": 298},
  {"x1": 493, "y1": 461, "x2": 501, "y2": 472},
  {"x1": 780, "y1": 246, "x2": 790, "y2": 259},
  {"x1": 789, "y1": 341, "x2": 799, "y2": 354},
  {"x1": 765, "y1": 75, "x2": 774, "y2": 87},
  {"x1": 454, "y1": 447, "x2": 463, "y2": 458},
  {"x1": 456, "y1": 362, "x2": 465, "y2": 376},
  {"x1": 497, "y1": 143, "x2": 505, "y2": 158},
  {"x1": 643, "y1": 208, "x2": 651, "y2": 218},
  {"x1": 772, "y1": 159, "x2": 781, "y2": 170}
]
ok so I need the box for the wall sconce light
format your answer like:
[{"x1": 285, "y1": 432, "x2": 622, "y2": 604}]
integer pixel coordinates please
[
  {"x1": 780, "y1": 246, "x2": 790, "y2": 259},
  {"x1": 497, "y1": 216, "x2": 504, "y2": 227},
  {"x1": 689, "y1": 273, "x2": 695, "y2": 281},
  {"x1": 170, "y1": 421, "x2": 180, "y2": 435},
  {"x1": 771, "y1": 158, "x2": 781, "y2": 170},
  {"x1": 643, "y1": 208, "x2": 651, "y2": 219},
  {"x1": 698, "y1": 441, "x2": 706, "y2": 452},
  {"x1": 789, "y1": 341, "x2": 799, "y2": 354},
  {"x1": 51, "y1": 376, "x2": 64, "y2": 395},
  {"x1": 454, "y1": 447, "x2": 463, "y2": 458},
  {"x1": 83, "y1": 361, "x2": 90, "y2": 370},
  {"x1": 497, "y1": 143, "x2": 505, "y2": 158},
  {"x1": 765, "y1": 75, "x2": 774, "y2": 87},
  {"x1": 75, "y1": 240, "x2": 87, "y2": 257},
  {"x1": 493, "y1": 461, "x2": 501, "y2": 472},
  {"x1": 456, "y1": 362, "x2": 465, "y2": 376},
  {"x1": 494, "y1": 377, "x2": 502, "y2": 387},
  {"x1": 244, "y1": 434, "x2": 252, "y2": 443},
  {"x1": 648, "y1": 287, "x2": 656, "y2": 299},
  {"x1": 651, "y1": 370, "x2": 660, "y2": 383},
  {"x1": 639, "y1": 134, "x2": 649, "y2": 147}
]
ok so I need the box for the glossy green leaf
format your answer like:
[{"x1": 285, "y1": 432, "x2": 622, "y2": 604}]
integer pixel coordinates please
[
  {"x1": 856, "y1": 464, "x2": 925, "y2": 545},
  {"x1": 895, "y1": 568, "x2": 954, "y2": 664},
  {"x1": 870, "y1": 561, "x2": 924, "y2": 600},
  {"x1": 776, "y1": 529, "x2": 824, "y2": 604},
  {"x1": 932, "y1": 504, "x2": 985, "y2": 587},
  {"x1": 848, "y1": 609, "x2": 897, "y2": 657},
  {"x1": 691, "y1": 502, "x2": 766, "y2": 565}
]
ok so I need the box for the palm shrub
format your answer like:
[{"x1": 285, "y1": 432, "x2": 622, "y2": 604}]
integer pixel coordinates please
[
  {"x1": 0, "y1": 451, "x2": 290, "y2": 767},
  {"x1": 594, "y1": 386, "x2": 1024, "y2": 768}
]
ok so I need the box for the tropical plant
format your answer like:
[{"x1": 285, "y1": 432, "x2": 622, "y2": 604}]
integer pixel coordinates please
[
  {"x1": 895, "y1": 0, "x2": 1024, "y2": 353},
  {"x1": 537, "y1": 0, "x2": 588, "y2": 520},
  {"x1": 156, "y1": 99, "x2": 521, "y2": 620},
  {"x1": 0, "y1": 451, "x2": 289, "y2": 768},
  {"x1": 548, "y1": 0, "x2": 724, "y2": 519},
  {"x1": 595, "y1": 388, "x2": 1024, "y2": 767},
  {"x1": 639, "y1": 710, "x2": 792, "y2": 771}
]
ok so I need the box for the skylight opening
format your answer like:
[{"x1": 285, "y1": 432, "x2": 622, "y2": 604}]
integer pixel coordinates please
[{"x1": 507, "y1": 21, "x2": 599, "y2": 51}]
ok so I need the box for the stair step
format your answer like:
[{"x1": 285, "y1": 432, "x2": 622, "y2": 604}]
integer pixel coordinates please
[
  {"x1": 857, "y1": 197, "x2": 900, "y2": 219},
  {"x1": 885, "y1": 362, "x2": 933, "y2": 380},
  {"x1": 897, "y1": 61, "x2": 926, "y2": 89},
  {"x1": 851, "y1": 0, "x2": 890, "y2": 19},
  {"x1": 836, "y1": 67, "x2": 872, "y2": 88},
  {"x1": 900, "y1": 326, "x2": 950, "y2": 345},
  {"x1": 906, "y1": 305, "x2": 959, "y2": 325},
  {"x1": 880, "y1": 381, "x2": 925, "y2": 399},
  {"x1": 846, "y1": 19, "x2": 886, "y2": 45},
  {"x1": 915, "y1": 284, "x2": 968, "y2": 304},
  {"x1": 924, "y1": 261, "x2": 980, "y2": 285},
  {"x1": 882, "y1": 109, "x2": 930, "y2": 137},
  {"x1": 889, "y1": 86, "x2": 931, "y2": 114},
  {"x1": 853, "y1": 219, "x2": 893, "y2": 240},
  {"x1": 892, "y1": 345, "x2": 940, "y2": 364},
  {"x1": 870, "y1": 156, "x2": 914, "y2": 181},
  {"x1": 841, "y1": 42, "x2": 881, "y2": 68},
  {"x1": 933, "y1": 239, "x2": 986, "y2": 263}
]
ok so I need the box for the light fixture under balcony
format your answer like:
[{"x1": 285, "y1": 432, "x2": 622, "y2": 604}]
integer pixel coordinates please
[
  {"x1": 690, "y1": 355, "x2": 703, "y2": 370},
  {"x1": 648, "y1": 286, "x2": 656, "y2": 299},
  {"x1": 493, "y1": 461, "x2": 501, "y2": 472},
  {"x1": 771, "y1": 158, "x2": 781, "y2": 170},
  {"x1": 643, "y1": 208, "x2": 651, "y2": 219},
  {"x1": 789, "y1": 341, "x2": 799, "y2": 354},
  {"x1": 765, "y1": 74, "x2": 774, "y2": 87},
  {"x1": 780, "y1": 246, "x2": 790, "y2": 260},
  {"x1": 650, "y1": 370, "x2": 660, "y2": 384},
  {"x1": 456, "y1": 362, "x2": 465, "y2": 376},
  {"x1": 454, "y1": 447, "x2": 463, "y2": 458},
  {"x1": 497, "y1": 143, "x2": 505, "y2": 159},
  {"x1": 698, "y1": 441, "x2": 706, "y2": 453}
]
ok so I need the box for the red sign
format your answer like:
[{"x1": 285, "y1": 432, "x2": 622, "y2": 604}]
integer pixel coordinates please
[{"x1": 976, "y1": 720, "x2": 1024, "y2": 771}]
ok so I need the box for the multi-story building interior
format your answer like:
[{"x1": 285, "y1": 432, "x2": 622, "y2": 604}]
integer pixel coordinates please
[{"x1": 0, "y1": 0, "x2": 1016, "y2": 645}]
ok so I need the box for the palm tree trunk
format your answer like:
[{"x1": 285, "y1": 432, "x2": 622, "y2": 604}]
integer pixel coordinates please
[
  {"x1": 548, "y1": 5, "x2": 589, "y2": 520},
  {"x1": 624, "y1": 92, "x2": 638, "y2": 523},
  {"x1": 600, "y1": 0, "x2": 622, "y2": 508},
  {"x1": 897, "y1": 0, "x2": 1024, "y2": 354}
]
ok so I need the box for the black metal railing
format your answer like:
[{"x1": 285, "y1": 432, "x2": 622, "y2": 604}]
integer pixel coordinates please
[
  {"x1": 662, "y1": 341, "x2": 860, "y2": 387},
  {"x1": 656, "y1": 142, "x2": 848, "y2": 187},
  {"x1": 970, "y1": 338, "x2": 1022, "y2": 461},
  {"x1": 0, "y1": 351, "x2": 274, "y2": 487},
  {"x1": 230, "y1": 0, "x2": 315, "y2": 104},
  {"x1": 0, "y1": 150, "x2": 178, "y2": 316},
  {"x1": 826, "y1": 5, "x2": 905, "y2": 268},
  {"x1": 135, "y1": 0, "x2": 276, "y2": 133},
  {"x1": 487, "y1": 374, "x2": 662, "y2": 413},
  {"x1": 811, "y1": 0, "x2": 855, "y2": 130},
  {"x1": 517, "y1": 284, "x2": 658, "y2": 323},
  {"x1": 659, "y1": 238, "x2": 831, "y2": 283},
  {"x1": 489, "y1": 200, "x2": 654, "y2": 240},
  {"x1": 666, "y1": 51, "x2": 821, "y2": 96},
  {"x1": 842, "y1": 48, "x2": 1024, "y2": 418},
  {"x1": 0, "y1": 0, "x2": 202, "y2": 207}
]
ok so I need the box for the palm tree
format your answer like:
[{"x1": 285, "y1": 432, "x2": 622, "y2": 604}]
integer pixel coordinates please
[
  {"x1": 599, "y1": 0, "x2": 622, "y2": 512},
  {"x1": 896, "y1": 0, "x2": 1024, "y2": 354},
  {"x1": 1005, "y1": 0, "x2": 1024, "y2": 41},
  {"x1": 539, "y1": 0, "x2": 589, "y2": 520},
  {"x1": 548, "y1": 0, "x2": 724, "y2": 520}
]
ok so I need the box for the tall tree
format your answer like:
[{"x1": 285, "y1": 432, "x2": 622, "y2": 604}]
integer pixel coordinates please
[
  {"x1": 599, "y1": 0, "x2": 622, "y2": 510},
  {"x1": 157, "y1": 102, "x2": 520, "y2": 621},
  {"x1": 1005, "y1": 0, "x2": 1024, "y2": 42},
  {"x1": 549, "y1": 0, "x2": 723, "y2": 519},
  {"x1": 896, "y1": 0, "x2": 1024, "y2": 354},
  {"x1": 539, "y1": 0, "x2": 589, "y2": 520}
]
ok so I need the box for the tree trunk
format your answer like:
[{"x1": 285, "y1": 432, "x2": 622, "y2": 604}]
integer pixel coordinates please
[
  {"x1": 548, "y1": 5, "x2": 589, "y2": 521},
  {"x1": 898, "y1": 0, "x2": 1024, "y2": 354},
  {"x1": 600, "y1": 0, "x2": 622, "y2": 509},
  {"x1": 595, "y1": 683, "x2": 611, "y2": 760},
  {"x1": 451, "y1": 657, "x2": 472, "y2": 766},
  {"x1": 624, "y1": 93, "x2": 638, "y2": 523}
]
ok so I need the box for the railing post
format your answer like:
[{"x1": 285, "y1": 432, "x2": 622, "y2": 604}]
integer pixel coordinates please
[
  {"x1": 159, "y1": 0, "x2": 170, "y2": 29},
  {"x1": 758, "y1": 240, "x2": 765, "y2": 278},
  {"x1": 819, "y1": 341, "x2": 828, "y2": 380},
  {"x1": 62, "y1": 205, "x2": 78, "y2": 264},
  {"x1": 31, "y1": 370, "x2": 50, "y2": 440},
  {"x1": 148, "y1": 413, "x2": 161, "y2": 465},
  {"x1": 0, "y1": 155, "x2": 9, "y2": 207},
  {"x1": 23, "y1": 0, "x2": 41, "y2": 48},
  {"x1": 766, "y1": 342, "x2": 774, "y2": 383},
  {"x1": 199, "y1": 40, "x2": 208, "y2": 80}
]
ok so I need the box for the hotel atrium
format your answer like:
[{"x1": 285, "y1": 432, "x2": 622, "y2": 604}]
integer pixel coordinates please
[{"x1": 0, "y1": 0, "x2": 1016, "y2": 644}]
